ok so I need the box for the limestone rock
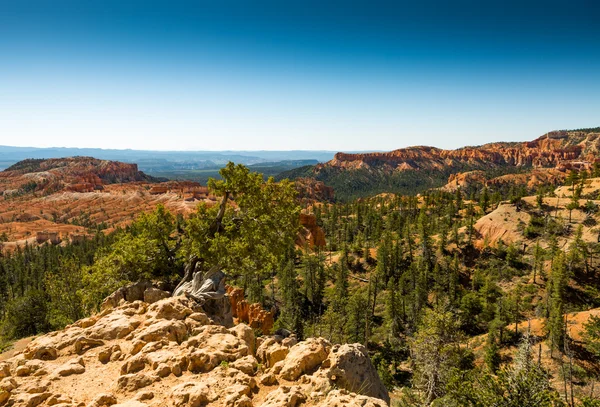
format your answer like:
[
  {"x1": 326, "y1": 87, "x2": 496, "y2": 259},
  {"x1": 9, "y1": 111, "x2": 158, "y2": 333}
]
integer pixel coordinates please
[
  {"x1": 259, "y1": 386, "x2": 306, "y2": 407},
  {"x1": 87, "y1": 307, "x2": 142, "y2": 341},
  {"x1": 117, "y1": 373, "x2": 156, "y2": 393},
  {"x1": 278, "y1": 338, "x2": 330, "y2": 381},
  {"x1": 53, "y1": 357, "x2": 85, "y2": 377},
  {"x1": 87, "y1": 393, "x2": 117, "y2": 407},
  {"x1": 259, "y1": 373, "x2": 278, "y2": 386},
  {"x1": 232, "y1": 394, "x2": 253, "y2": 407},
  {"x1": 256, "y1": 337, "x2": 291, "y2": 368},
  {"x1": 45, "y1": 393, "x2": 73, "y2": 405},
  {"x1": 15, "y1": 391, "x2": 51, "y2": 407},
  {"x1": 15, "y1": 361, "x2": 45, "y2": 377},
  {"x1": 133, "y1": 319, "x2": 187, "y2": 344},
  {"x1": 0, "y1": 280, "x2": 391, "y2": 407},
  {"x1": 313, "y1": 389, "x2": 388, "y2": 407},
  {"x1": 145, "y1": 297, "x2": 194, "y2": 321},
  {"x1": 143, "y1": 287, "x2": 170, "y2": 304},
  {"x1": 297, "y1": 213, "x2": 327, "y2": 248},
  {"x1": 230, "y1": 355, "x2": 258, "y2": 376},
  {"x1": 229, "y1": 324, "x2": 255, "y2": 355},
  {"x1": 134, "y1": 391, "x2": 154, "y2": 401},
  {"x1": 0, "y1": 389, "x2": 10, "y2": 405},
  {"x1": 0, "y1": 378, "x2": 18, "y2": 392},
  {"x1": 171, "y1": 382, "x2": 210, "y2": 407},
  {"x1": 101, "y1": 281, "x2": 153, "y2": 311},
  {"x1": 325, "y1": 344, "x2": 389, "y2": 404},
  {"x1": 74, "y1": 337, "x2": 105, "y2": 355},
  {"x1": 0, "y1": 363, "x2": 11, "y2": 379},
  {"x1": 23, "y1": 344, "x2": 58, "y2": 361},
  {"x1": 99, "y1": 345, "x2": 122, "y2": 364},
  {"x1": 111, "y1": 401, "x2": 147, "y2": 407},
  {"x1": 184, "y1": 327, "x2": 249, "y2": 373}
]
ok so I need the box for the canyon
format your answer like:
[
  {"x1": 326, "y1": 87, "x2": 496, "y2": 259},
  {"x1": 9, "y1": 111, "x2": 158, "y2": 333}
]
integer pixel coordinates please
[{"x1": 280, "y1": 128, "x2": 600, "y2": 200}]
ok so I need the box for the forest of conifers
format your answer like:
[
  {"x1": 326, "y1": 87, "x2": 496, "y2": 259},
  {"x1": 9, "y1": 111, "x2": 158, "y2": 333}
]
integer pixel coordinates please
[{"x1": 3, "y1": 162, "x2": 600, "y2": 406}]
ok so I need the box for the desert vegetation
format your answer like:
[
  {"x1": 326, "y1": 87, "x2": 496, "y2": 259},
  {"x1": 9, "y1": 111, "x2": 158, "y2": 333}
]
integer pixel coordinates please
[{"x1": 3, "y1": 154, "x2": 600, "y2": 405}]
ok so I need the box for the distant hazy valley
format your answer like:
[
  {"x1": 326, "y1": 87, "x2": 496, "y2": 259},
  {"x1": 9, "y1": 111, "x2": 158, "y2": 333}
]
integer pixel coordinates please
[{"x1": 0, "y1": 146, "x2": 338, "y2": 185}]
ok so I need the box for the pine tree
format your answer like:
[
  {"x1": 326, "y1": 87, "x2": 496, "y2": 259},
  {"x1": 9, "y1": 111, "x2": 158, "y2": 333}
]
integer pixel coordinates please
[
  {"x1": 547, "y1": 252, "x2": 567, "y2": 355},
  {"x1": 276, "y1": 259, "x2": 303, "y2": 338},
  {"x1": 480, "y1": 187, "x2": 490, "y2": 214},
  {"x1": 409, "y1": 303, "x2": 465, "y2": 404},
  {"x1": 484, "y1": 329, "x2": 501, "y2": 372}
]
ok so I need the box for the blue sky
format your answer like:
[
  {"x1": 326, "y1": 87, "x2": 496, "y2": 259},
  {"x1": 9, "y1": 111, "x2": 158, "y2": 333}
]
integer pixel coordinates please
[{"x1": 1, "y1": 0, "x2": 599, "y2": 151}]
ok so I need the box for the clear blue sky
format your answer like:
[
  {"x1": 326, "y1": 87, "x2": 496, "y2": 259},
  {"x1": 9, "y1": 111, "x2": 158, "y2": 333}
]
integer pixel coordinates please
[{"x1": 1, "y1": 0, "x2": 599, "y2": 151}]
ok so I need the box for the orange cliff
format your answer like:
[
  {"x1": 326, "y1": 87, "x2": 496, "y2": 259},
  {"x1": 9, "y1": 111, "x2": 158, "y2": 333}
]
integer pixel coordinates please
[
  {"x1": 297, "y1": 212, "x2": 326, "y2": 248},
  {"x1": 317, "y1": 130, "x2": 600, "y2": 173},
  {"x1": 294, "y1": 177, "x2": 334, "y2": 203},
  {"x1": 0, "y1": 157, "x2": 156, "y2": 195},
  {"x1": 227, "y1": 286, "x2": 274, "y2": 334}
]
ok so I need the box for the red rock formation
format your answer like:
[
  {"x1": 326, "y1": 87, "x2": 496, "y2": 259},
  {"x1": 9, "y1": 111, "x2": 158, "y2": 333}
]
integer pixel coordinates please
[
  {"x1": 149, "y1": 185, "x2": 169, "y2": 195},
  {"x1": 227, "y1": 286, "x2": 274, "y2": 334},
  {"x1": 0, "y1": 157, "x2": 156, "y2": 195},
  {"x1": 65, "y1": 183, "x2": 96, "y2": 193},
  {"x1": 318, "y1": 130, "x2": 600, "y2": 174},
  {"x1": 36, "y1": 231, "x2": 61, "y2": 245},
  {"x1": 443, "y1": 171, "x2": 487, "y2": 192},
  {"x1": 149, "y1": 182, "x2": 212, "y2": 200},
  {"x1": 294, "y1": 178, "x2": 334, "y2": 202},
  {"x1": 297, "y1": 213, "x2": 326, "y2": 248},
  {"x1": 442, "y1": 168, "x2": 567, "y2": 192}
]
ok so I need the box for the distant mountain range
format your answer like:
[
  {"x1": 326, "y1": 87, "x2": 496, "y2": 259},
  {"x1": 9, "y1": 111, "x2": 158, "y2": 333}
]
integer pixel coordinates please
[
  {"x1": 0, "y1": 146, "x2": 342, "y2": 168},
  {"x1": 278, "y1": 127, "x2": 600, "y2": 201},
  {"x1": 0, "y1": 146, "x2": 351, "y2": 184}
]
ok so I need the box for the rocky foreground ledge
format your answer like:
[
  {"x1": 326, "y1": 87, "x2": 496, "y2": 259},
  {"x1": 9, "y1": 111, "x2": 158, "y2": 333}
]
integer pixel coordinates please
[{"x1": 0, "y1": 288, "x2": 389, "y2": 407}]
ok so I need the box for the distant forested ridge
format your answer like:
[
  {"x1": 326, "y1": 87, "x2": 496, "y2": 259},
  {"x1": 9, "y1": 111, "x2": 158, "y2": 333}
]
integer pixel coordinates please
[{"x1": 278, "y1": 128, "x2": 600, "y2": 201}]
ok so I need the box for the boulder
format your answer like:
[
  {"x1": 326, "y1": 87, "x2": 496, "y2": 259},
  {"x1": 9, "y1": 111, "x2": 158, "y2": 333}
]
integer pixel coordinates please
[
  {"x1": 229, "y1": 324, "x2": 255, "y2": 355},
  {"x1": 23, "y1": 344, "x2": 58, "y2": 361},
  {"x1": 171, "y1": 382, "x2": 210, "y2": 407},
  {"x1": 74, "y1": 336, "x2": 104, "y2": 355},
  {"x1": 143, "y1": 287, "x2": 170, "y2": 304},
  {"x1": 258, "y1": 385, "x2": 306, "y2": 407},
  {"x1": 0, "y1": 389, "x2": 9, "y2": 405},
  {"x1": 133, "y1": 320, "x2": 187, "y2": 344},
  {"x1": 278, "y1": 337, "x2": 331, "y2": 381},
  {"x1": 145, "y1": 297, "x2": 194, "y2": 321},
  {"x1": 134, "y1": 391, "x2": 154, "y2": 401},
  {"x1": 256, "y1": 337, "x2": 291, "y2": 368},
  {"x1": 314, "y1": 389, "x2": 388, "y2": 407},
  {"x1": 87, "y1": 393, "x2": 117, "y2": 407},
  {"x1": 98, "y1": 345, "x2": 122, "y2": 364},
  {"x1": 101, "y1": 281, "x2": 153, "y2": 311},
  {"x1": 183, "y1": 329, "x2": 249, "y2": 373},
  {"x1": 120, "y1": 354, "x2": 147, "y2": 375},
  {"x1": 325, "y1": 344, "x2": 389, "y2": 404},
  {"x1": 230, "y1": 355, "x2": 258, "y2": 376},
  {"x1": 52, "y1": 357, "x2": 85, "y2": 377},
  {"x1": 0, "y1": 378, "x2": 18, "y2": 392},
  {"x1": 15, "y1": 391, "x2": 51, "y2": 407},
  {"x1": 0, "y1": 363, "x2": 11, "y2": 379},
  {"x1": 116, "y1": 373, "x2": 156, "y2": 393},
  {"x1": 15, "y1": 361, "x2": 45, "y2": 377},
  {"x1": 111, "y1": 401, "x2": 148, "y2": 407},
  {"x1": 45, "y1": 393, "x2": 73, "y2": 405},
  {"x1": 87, "y1": 310, "x2": 142, "y2": 341}
]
